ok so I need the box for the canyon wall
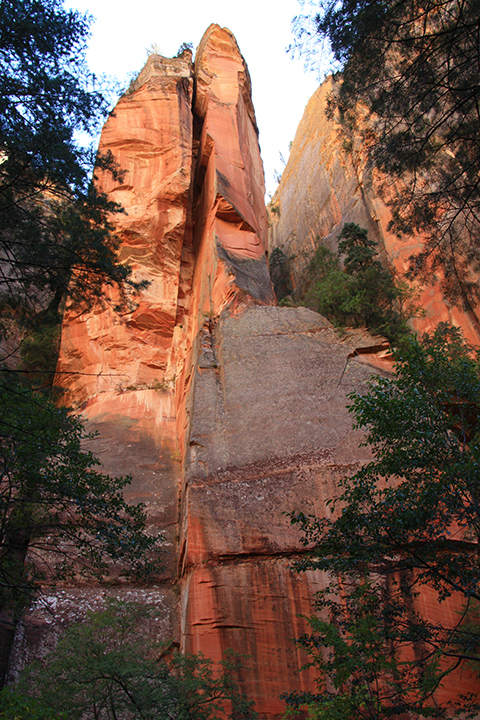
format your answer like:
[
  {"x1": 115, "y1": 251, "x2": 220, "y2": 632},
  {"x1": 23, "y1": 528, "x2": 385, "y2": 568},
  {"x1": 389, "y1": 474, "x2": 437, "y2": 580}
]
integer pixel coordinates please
[
  {"x1": 181, "y1": 305, "x2": 385, "y2": 715},
  {"x1": 268, "y1": 78, "x2": 480, "y2": 346},
  {"x1": 32, "y1": 25, "x2": 383, "y2": 716},
  {"x1": 14, "y1": 26, "x2": 477, "y2": 717}
]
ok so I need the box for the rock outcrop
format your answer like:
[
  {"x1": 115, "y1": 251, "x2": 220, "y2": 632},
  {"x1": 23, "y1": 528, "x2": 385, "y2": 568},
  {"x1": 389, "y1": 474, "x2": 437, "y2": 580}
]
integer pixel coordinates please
[
  {"x1": 50, "y1": 24, "x2": 344, "y2": 716},
  {"x1": 268, "y1": 78, "x2": 480, "y2": 346},
  {"x1": 181, "y1": 305, "x2": 381, "y2": 715}
]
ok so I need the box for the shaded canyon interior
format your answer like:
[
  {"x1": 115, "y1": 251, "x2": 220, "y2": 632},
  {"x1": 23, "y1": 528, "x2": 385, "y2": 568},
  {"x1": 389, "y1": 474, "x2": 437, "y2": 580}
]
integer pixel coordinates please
[{"x1": 12, "y1": 24, "x2": 480, "y2": 717}]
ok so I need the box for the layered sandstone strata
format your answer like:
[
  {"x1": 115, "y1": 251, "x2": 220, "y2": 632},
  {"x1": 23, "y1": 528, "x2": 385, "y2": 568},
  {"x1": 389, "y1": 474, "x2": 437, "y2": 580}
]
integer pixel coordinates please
[
  {"x1": 174, "y1": 25, "x2": 275, "y2": 460},
  {"x1": 54, "y1": 24, "x2": 276, "y2": 592},
  {"x1": 49, "y1": 25, "x2": 383, "y2": 715},
  {"x1": 41, "y1": 23, "x2": 301, "y2": 716},
  {"x1": 58, "y1": 50, "x2": 194, "y2": 406},
  {"x1": 268, "y1": 78, "x2": 480, "y2": 345}
]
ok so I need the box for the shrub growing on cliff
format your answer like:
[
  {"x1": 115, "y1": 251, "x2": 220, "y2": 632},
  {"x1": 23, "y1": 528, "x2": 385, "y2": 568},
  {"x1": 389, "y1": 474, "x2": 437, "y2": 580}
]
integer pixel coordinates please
[
  {"x1": 286, "y1": 324, "x2": 480, "y2": 717},
  {"x1": 2, "y1": 600, "x2": 257, "y2": 720},
  {"x1": 305, "y1": 223, "x2": 413, "y2": 342}
]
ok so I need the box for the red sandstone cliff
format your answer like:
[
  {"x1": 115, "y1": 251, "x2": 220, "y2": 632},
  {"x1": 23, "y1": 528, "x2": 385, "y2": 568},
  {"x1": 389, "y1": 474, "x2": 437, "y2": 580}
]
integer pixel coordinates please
[
  {"x1": 36, "y1": 25, "x2": 380, "y2": 716},
  {"x1": 268, "y1": 78, "x2": 480, "y2": 346},
  {"x1": 14, "y1": 27, "x2": 478, "y2": 719}
]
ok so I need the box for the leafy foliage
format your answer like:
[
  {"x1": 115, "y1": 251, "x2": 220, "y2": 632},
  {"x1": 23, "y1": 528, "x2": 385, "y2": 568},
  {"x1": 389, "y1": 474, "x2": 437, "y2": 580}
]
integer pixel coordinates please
[
  {"x1": 0, "y1": 689, "x2": 60, "y2": 720},
  {"x1": 291, "y1": 0, "x2": 480, "y2": 311},
  {"x1": 287, "y1": 324, "x2": 480, "y2": 717},
  {"x1": 18, "y1": 311, "x2": 62, "y2": 385},
  {"x1": 0, "y1": 0, "x2": 155, "y2": 691},
  {"x1": 292, "y1": 324, "x2": 480, "y2": 598},
  {"x1": 0, "y1": 0, "x2": 143, "y2": 333},
  {"x1": 4, "y1": 600, "x2": 257, "y2": 720},
  {"x1": 0, "y1": 375, "x2": 161, "y2": 611},
  {"x1": 0, "y1": 374, "x2": 163, "y2": 685},
  {"x1": 305, "y1": 223, "x2": 415, "y2": 342},
  {"x1": 283, "y1": 578, "x2": 448, "y2": 720}
]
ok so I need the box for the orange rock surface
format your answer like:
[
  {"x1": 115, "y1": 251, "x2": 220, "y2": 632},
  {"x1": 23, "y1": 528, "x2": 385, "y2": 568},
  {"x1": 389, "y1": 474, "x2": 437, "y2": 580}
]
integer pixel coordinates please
[
  {"x1": 180, "y1": 306, "x2": 382, "y2": 716},
  {"x1": 174, "y1": 24, "x2": 275, "y2": 465},
  {"x1": 194, "y1": 26, "x2": 268, "y2": 262},
  {"x1": 268, "y1": 78, "x2": 480, "y2": 345},
  {"x1": 57, "y1": 50, "x2": 194, "y2": 407}
]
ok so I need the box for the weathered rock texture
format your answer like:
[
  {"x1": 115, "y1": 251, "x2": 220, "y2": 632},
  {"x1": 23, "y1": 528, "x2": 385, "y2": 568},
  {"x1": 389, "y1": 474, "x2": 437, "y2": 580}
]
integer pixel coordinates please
[
  {"x1": 16, "y1": 25, "x2": 476, "y2": 719},
  {"x1": 11, "y1": 49, "x2": 198, "y2": 680},
  {"x1": 268, "y1": 78, "x2": 480, "y2": 345},
  {"x1": 180, "y1": 305, "x2": 383, "y2": 715}
]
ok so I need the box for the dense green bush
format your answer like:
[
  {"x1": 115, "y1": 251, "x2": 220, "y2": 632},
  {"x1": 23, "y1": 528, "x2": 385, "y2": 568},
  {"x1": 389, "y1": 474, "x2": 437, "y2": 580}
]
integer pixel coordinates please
[
  {"x1": 19, "y1": 311, "x2": 62, "y2": 385},
  {"x1": 1, "y1": 600, "x2": 256, "y2": 720},
  {"x1": 305, "y1": 223, "x2": 416, "y2": 343},
  {"x1": 286, "y1": 325, "x2": 480, "y2": 718},
  {"x1": 291, "y1": 0, "x2": 480, "y2": 311}
]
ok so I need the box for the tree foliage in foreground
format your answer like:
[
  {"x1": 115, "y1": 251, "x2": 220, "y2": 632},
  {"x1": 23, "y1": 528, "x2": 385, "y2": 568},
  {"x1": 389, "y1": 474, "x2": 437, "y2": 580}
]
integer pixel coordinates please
[
  {"x1": 0, "y1": 600, "x2": 257, "y2": 720},
  {"x1": 286, "y1": 324, "x2": 480, "y2": 717},
  {"x1": 283, "y1": 578, "x2": 450, "y2": 720},
  {"x1": 291, "y1": 0, "x2": 480, "y2": 313},
  {"x1": 305, "y1": 223, "x2": 416, "y2": 342},
  {"x1": 0, "y1": 0, "x2": 143, "y2": 336},
  {"x1": 0, "y1": 375, "x2": 163, "y2": 685},
  {"x1": 0, "y1": 0, "x2": 156, "y2": 690}
]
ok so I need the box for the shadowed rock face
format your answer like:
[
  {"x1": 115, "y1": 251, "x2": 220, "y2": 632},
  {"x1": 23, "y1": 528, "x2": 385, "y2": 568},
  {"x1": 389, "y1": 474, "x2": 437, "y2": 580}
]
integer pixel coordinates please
[
  {"x1": 268, "y1": 78, "x2": 480, "y2": 346},
  {"x1": 13, "y1": 25, "x2": 477, "y2": 719}
]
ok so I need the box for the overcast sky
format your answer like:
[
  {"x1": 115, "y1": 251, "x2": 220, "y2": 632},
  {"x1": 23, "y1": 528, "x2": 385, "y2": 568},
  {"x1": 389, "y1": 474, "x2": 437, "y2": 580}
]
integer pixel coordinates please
[{"x1": 66, "y1": 0, "x2": 321, "y2": 196}]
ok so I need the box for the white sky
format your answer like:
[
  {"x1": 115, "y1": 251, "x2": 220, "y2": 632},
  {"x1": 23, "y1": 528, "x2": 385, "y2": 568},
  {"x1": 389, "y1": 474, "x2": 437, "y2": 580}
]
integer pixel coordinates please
[{"x1": 66, "y1": 0, "x2": 320, "y2": 197}]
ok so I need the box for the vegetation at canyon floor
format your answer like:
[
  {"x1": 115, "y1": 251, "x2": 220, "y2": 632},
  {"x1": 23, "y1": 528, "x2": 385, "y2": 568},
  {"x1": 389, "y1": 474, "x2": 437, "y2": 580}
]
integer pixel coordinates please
[
  {"x1": 286, "y1": 324, "x2": 480, "y2": 718},
  {"x1": 292, "y1": 0, "x2": 480, "y2": 315},
  {"x1": 0, "y1": 600, "x2": 257, "y2": 720}
]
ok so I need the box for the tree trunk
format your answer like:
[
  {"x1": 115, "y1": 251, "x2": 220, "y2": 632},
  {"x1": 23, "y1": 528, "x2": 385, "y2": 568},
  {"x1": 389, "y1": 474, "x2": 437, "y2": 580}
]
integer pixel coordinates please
[{"x1": 0, "y1": 523, "x2": 31, "y2": 687}]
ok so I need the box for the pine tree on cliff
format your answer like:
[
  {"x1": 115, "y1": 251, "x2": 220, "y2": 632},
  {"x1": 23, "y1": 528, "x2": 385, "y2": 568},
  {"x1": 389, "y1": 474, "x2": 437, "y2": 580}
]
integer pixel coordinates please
[
  {"x1": 305, "y1": 223, "x2": 413, "y2": 343},
  {"x1": 0, "y1": 0, "x2": 159, "y2": 688},
  {"x1": 291, "y1": 0, "x2": 480, "y2": 319}
]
